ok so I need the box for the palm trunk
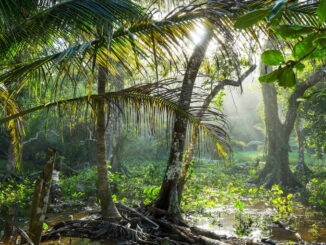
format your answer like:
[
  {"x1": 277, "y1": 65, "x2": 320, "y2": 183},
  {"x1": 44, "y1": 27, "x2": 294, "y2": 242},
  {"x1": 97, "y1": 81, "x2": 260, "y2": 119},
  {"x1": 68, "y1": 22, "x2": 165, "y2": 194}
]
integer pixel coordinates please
[
  {"x1": 2, "y1": 129, "x2": 19, "y2": 242},
  {"x1": 177, "y1": 130, "x2": 197, "y2": 203},
  {"x1": 155, "y1": 30, "x2": 213, "y2": 217},
  {"x1": 96, "y1": 65, "x2": 121, "y2": 220},
  {"x1": 177, "y1": 65, "x2": 256, "y2": 203}
]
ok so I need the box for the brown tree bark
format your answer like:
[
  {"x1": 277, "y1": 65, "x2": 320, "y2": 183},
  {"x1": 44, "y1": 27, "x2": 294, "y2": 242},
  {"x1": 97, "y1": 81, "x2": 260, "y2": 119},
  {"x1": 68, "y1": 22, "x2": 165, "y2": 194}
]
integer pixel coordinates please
[
  {"x1": 28, "y1": 148, "x2": 56, "y2": 245},
  {"x1": 295, "y1": 117, "x2": 311, "y2": 173},
  {"x1": 177, "y1": 65, "x2": 256, "y2": 202},
  {"x1": 96, "y1": 65, "x2": 121, "y2": 220},
  {"x1": 110, "y1": 134, "x2": 126, "y2": 173},
  {"x1": 155, "y1": 30, "x2": 213, "y2": 217},
  {"x1": 258, "y1": 64, "x2": 325, "y2": 189}
]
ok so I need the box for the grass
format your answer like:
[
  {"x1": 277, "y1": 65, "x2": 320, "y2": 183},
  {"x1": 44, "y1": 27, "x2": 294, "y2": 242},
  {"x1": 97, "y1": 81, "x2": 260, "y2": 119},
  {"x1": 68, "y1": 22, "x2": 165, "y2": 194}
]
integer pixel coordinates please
[{"x1": 232, "y1": 150, "x2": 322, "y2": 166}]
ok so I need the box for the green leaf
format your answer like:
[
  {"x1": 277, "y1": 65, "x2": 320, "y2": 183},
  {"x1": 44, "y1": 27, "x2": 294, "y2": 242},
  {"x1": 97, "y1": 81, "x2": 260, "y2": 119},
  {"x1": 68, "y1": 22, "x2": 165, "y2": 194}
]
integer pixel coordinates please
[
  {"x1": 42, "y1": 223, "x2": 49, "y2": 230},
  {"x1": 234, "y1": 9, "x2": 271, "y2": 29},
  {"x1": 268, "y1": 8, "x2": 283, "y2": 27},
  {"x1": 259, "y1": 69, "x2": 282, "y2": 83},
  {"x1": 278, "y1": 67, "x2": 296, "y2": 87},
  {"x1": 268, "y1": 0, "x2": 285, "y2": 21},
  {"x1": 310, "y1": 48, "x2": 326, "y2": 59},
  {"x1": 287, "y1": 194, "x2": 293, "y2": 199},
  {"x1": 293, "y1": 35, "x2": 316, "y2": 59},
  {"x1": 261, "y1": 50, "x2": 285, "y2": 65},
  {"x1": 294, "y1": 62, "x2": 305, "y2": 71},
  {"x1": 313, "y1": 37, "x2": 326, "y2": 49},
  {"x1": 317, "y1": 0, "x2": 326, "y2": 24},
  {"x1": 274, "y1": 25, "x2": 315, "y2": 40}
]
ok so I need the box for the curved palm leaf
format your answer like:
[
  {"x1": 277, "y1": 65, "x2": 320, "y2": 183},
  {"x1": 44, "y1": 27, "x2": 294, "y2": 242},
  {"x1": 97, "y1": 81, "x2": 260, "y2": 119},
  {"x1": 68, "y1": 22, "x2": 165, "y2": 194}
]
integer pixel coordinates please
[
  {"x1": 0, "y1": 0, "x2": 144, "y2": 59},
  {"x1": 0, "y1": 85, "x2": 23, "y2": 169},
  {"x1": 0, "y1": 80, "x2": 228, "y2": 153},
  {"x1": 0, "y1": 2, "x2": 240, "y2": 94}
]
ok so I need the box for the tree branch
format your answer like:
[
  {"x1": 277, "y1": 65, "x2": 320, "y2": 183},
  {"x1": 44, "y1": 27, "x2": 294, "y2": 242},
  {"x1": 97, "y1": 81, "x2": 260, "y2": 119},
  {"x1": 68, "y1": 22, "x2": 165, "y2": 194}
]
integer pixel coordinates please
[
  {"x1": 283, "y1": 65, "x2": 326, "y2": 137},
  {"x1": 198, "y1": 64, "x2": 256, "y2": 118}
]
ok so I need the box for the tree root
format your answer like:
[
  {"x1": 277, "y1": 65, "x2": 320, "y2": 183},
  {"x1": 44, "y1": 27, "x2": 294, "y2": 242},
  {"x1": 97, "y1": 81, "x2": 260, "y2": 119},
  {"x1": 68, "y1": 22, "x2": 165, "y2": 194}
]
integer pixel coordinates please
[{"x1": 40, "y1": 204, "x2": 265, "y2": 245}]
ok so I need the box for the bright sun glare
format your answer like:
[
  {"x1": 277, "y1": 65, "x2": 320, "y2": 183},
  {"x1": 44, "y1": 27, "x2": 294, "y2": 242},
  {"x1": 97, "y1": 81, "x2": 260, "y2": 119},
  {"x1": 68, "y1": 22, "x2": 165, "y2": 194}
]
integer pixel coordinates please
[{"x1": 190, "y1": 23, "x2": 207, "y2": 45}]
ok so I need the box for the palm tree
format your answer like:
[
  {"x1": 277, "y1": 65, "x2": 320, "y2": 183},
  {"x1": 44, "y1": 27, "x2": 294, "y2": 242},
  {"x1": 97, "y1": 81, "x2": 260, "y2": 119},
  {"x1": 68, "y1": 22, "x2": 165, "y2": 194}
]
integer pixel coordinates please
[{"x1": 0, "y1": 0, "x2": 238, "y2": 222}]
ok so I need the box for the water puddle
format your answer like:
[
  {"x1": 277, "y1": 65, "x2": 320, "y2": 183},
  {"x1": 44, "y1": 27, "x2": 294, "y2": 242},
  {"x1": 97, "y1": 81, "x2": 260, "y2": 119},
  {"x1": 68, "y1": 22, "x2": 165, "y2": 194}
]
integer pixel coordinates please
[
  {"x1": 188, "y1": 202, "x2": 326, "y2": 243},
  {"x1": 35, "y1": 204, "x2": 326, "y2": 244}
]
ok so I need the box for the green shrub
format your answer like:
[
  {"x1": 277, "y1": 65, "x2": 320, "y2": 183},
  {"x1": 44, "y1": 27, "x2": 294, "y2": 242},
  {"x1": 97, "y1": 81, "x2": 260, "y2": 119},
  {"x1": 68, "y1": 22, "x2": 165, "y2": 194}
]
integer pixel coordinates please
[
  {"x1": 307, "y1": 178, "x2": 326, "y2": 211},
  {"x1": 60, "y1": 168, "x2": 97, "y2": 202},
  {"x1": 0, "y1": 178, "x2": 35, "y2": 210}
]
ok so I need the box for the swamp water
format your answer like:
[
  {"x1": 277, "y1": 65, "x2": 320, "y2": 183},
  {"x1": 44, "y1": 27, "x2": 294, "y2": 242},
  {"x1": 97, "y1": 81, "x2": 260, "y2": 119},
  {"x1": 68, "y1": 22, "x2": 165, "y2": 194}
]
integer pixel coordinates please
[
  {"x1": 28, "y1": 202, "x2": 326, "y2": 244},
  {"x1": 189, "y1": 202, "x2": 326, "y2": 243}
]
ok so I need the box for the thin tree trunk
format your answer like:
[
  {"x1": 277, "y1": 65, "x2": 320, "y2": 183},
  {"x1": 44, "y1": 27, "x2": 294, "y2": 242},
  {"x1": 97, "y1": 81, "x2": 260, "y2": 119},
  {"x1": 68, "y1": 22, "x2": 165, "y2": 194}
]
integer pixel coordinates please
[
  {"x1": 295, "y1": 117, "x2": 311, "y2": 173},
  {"x1": 110, "y1": 135, "x2": 126, "y2": 173},
  {"x1": 155, "y1": 30, "x2": 213, "y2": 217},
  {"x1": 29, "y1": 149, "x2": 56, "y2": 245},
  {"x1": 177, "y1": 65, "x2": 256, "y2": 202},
  {"x1": 2, "y1": 127, "x2": 21, "y2": 242},
  {"x1": 1, "y1": 205, "x2": 17, "y2": 243},
  {"x1": 96, "y1": 65, "x2": 121, "y2": 220}
]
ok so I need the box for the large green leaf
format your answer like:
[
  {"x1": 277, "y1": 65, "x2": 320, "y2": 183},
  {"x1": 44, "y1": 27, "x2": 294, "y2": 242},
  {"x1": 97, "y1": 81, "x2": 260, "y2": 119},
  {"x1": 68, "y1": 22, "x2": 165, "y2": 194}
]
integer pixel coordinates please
[
  {"x1": 261, "y1": 50, "x2": 284, "y2": 66},
  {"x1": 317, "y1": 0, "x2": 326, "y2": 24},
  {"x1": 259, "y1": 66, "x2": 296, "y2": 87},
  {"x1": 310, "y1": 48, "x2": 326, "y2": 59},
  {"x1": 294, "y1": 62, "x2": 305, "y2": 71},
  {"x1": 293, "y1": 34, "x2": 316, "y2": 59},
  {"x1": 313, "y1": 37, "x2": 326, "y2": 49},
  {"x1": 274, "y1": 25, "x2": 315, "y2": 40},
  {"x1": 278, "y1": 67, "x2": 296, "y2": 87},
  {"x1": 259, "y1": 68, "x2": 282, "y2": 83},
  {"x1": 234, "y1": 9, "x2": 270, "y2": 29}
]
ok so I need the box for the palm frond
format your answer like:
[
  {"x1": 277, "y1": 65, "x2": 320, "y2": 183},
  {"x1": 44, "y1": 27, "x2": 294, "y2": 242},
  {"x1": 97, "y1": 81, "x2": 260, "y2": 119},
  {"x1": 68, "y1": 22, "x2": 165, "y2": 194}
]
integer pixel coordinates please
[
  {"x1": 0, "y1": 85, "x2": 23, "y2": 169},
  {"x1": 0, "y1": 80, "x2": 228, "y2": 153},
  {"x1": 0, "y1": 0, "x2": 144, "y2": 59},
  {"x1": 0, "y1": 1, "x2": 241, "y2": 94}
]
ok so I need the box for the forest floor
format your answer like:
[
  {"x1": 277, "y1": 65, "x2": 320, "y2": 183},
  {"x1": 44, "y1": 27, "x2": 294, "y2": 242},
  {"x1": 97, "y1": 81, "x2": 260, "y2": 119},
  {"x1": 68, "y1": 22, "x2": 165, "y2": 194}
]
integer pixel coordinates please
[{"x1": 1, "y1": 151, "x2": 325, "y2": 244}]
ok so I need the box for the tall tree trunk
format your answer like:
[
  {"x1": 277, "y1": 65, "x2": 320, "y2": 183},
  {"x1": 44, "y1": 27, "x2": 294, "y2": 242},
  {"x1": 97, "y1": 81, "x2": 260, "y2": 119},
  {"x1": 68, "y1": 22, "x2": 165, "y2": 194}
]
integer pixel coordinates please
[
  {"x1": 107, "y1": 75, "x2": 125, "y2": 174},
  {"x1": 96, "y1": 65, "x2": 121, "y2": 220},
  {"x1": 258, "y1": 63, "x2": 325, "y2": 189},
  {"x1": 177, "y1": 65, "x2": 256, "y2": 203},
  {"x1": 1, "y1": 205, "x2": 17, "y2": 243},
  {"x1": 2, "y1": 128, "x2": 20, "y2": 242},
  {"x1": 295, "y1": 117, "x2": 311, "y2": 173},
  {"x1": 259, "y1": 82, "x2": 301, "y2": 189},
  {"x1": 110, "y1": 134, "x2": 126, "y2": 173},
  {"x1": 29, "y1": 149, "x2": 56, "y2": 245},
  {"x1": 155, "y1": 30, "x2": 213, "y2": 217}
]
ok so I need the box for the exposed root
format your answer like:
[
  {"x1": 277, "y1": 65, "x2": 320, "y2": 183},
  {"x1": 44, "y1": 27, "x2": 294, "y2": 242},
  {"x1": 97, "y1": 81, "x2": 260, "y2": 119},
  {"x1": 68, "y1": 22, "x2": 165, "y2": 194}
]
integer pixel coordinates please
[{"x1": 39, "y1": 204, "x2": 267, "y2": 245}]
